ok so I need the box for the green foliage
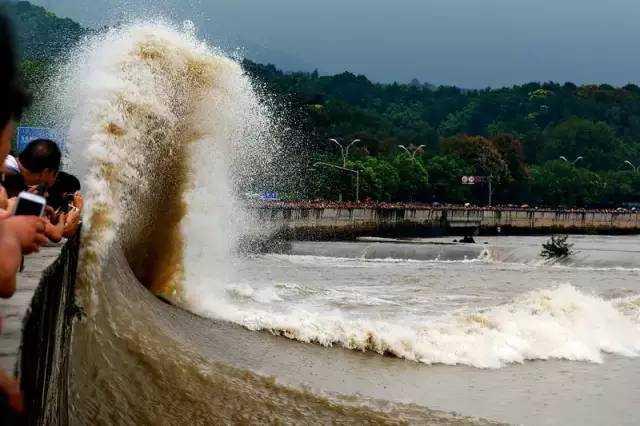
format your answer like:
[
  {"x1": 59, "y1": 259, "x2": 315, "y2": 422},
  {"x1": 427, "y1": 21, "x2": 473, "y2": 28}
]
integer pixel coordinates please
[
  {"x1": 10, "y1": 2, "x2": 640, "y2": 206},
  {"x1": 245, "y1": 61, "x2": 640, "y2": 206},
  {"x1": 541, "y1": 235, "x2": 574, "y2": 260},
  {"x1": 542, "y1": 118, "x2": 625, "y2": 170},
  {"x1": 2, "y1": 1, "x2": 87, "y2": 61},
  {"x1": 529, "y1": 161, "x2": 605, "y2": 207},
  {"x1": 424, "y1": 155, "x2": 473, "y2": 203}
]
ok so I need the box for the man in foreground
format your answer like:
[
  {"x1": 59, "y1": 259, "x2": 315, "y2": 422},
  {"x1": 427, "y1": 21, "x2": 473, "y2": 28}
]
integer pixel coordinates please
[{"x1": 0, "y1": 10, "x2": 49, "y2": 417}]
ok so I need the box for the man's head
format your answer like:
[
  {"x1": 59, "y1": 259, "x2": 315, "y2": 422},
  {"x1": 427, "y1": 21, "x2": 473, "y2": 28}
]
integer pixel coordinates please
[
  {"x1": 18, "y1": 139, "x2": 62, "y2": 187},
  {"x1": 0, "y1": 12, "x2": 29, "y2": 163}
]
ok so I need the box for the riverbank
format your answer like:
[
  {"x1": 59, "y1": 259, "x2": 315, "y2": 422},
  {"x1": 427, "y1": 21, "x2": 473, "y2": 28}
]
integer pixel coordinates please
[{"x1": 251, "y1": 203, "x2": 640, "y2": 239}]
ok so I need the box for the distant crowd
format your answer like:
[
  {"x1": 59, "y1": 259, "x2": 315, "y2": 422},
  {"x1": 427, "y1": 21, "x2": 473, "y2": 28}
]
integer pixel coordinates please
[
  {"x1": 252, "y1": 199, "x2": 639, "y2": 214},
  {"x1": 0, "y1": 11, "x2": 82, "y2": 421}
]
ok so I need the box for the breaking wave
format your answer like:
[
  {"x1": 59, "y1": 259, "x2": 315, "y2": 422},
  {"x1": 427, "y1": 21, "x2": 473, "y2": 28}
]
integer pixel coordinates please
[
  {"x1": 48, "y1": 19, "x2": 640, "y2": 423},
  {"x1": 190, "y1": 282, "x2": 640, "y2": 369},
  {"x1": 53, "y1": 21, "x2": 481, "y2": 423}
]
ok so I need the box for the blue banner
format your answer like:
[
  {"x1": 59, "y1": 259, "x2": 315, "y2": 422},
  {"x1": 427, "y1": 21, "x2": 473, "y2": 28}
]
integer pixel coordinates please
[
  {"x1": 15, "y1": 127, "x2": 64, "y2": 153},
  {"x1": 260, "y1": 192, "x2": 279, "y2": 201}
]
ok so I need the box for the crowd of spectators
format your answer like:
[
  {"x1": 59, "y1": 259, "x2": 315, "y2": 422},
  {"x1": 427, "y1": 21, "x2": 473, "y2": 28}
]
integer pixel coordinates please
[
  {"x1": 250, "y1": 199, "x2": 639, "y2": 214},
  {"x1": 0, "y1": 11, "x2": 83, "y2": 420}
]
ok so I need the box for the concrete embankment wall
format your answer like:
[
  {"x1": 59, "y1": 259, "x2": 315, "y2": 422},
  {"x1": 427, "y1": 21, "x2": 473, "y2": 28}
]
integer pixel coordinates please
[{"x1": 252, "y1": 207, "x2": 640, "y2": 239}]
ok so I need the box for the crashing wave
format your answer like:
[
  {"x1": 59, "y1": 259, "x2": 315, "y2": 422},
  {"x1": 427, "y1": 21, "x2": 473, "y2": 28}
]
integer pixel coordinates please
[
  {"x1": 51, "y1": 21, "x2": 479, "y2": 423},
  {"x1": 190, "y1": 283, "x2": 640, "y2": 369}
]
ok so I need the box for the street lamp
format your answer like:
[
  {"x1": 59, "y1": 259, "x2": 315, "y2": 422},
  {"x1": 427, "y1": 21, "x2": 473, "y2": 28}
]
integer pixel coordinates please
[
  {"x1": 313, "y1": 161, "x2": 360, "y2": 202},
  {"x1": 559, "y1": 155, "x2": 584, "y2": 165},
  {"x1": 398, "y1": 144, "x2": 426, "y2": 160},
  {"x1": 329, "y1": 138, "x2": 361, "y2": 167},
  {"x1": 624, "y1": 160, "x2": 639, "y2": 173}
]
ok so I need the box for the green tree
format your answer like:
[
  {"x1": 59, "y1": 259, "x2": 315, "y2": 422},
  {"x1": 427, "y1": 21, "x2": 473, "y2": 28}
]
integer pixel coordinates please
[
  {"x1": 424, "y1": 155, "x2": 473, "y2": 203},
  {"x1": 441, "y1": 135, "x2": 510, "y2": 184},
  {"x1": 352, "y1": 157, "x2": 401, "y2": 201},
  {"x1": 391, "y1": 154, "x2": 429, "y2": 201},
  {"x1": 529, "y1": 160, "x2": 605, "y2": 207},
  {"x1": 542, "y1": 118, "x2": 624, "y2": 171}
]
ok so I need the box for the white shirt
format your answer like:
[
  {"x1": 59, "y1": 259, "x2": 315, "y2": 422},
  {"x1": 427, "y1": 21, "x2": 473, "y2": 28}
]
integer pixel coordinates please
[{"x1": 3, "y1": 155, "x2": 19, "y2": 174}]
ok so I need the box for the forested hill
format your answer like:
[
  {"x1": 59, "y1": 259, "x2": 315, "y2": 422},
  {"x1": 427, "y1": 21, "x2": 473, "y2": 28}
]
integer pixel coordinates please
[
  {"x1": 244, "y1": 60, "x2": 640, "y2": 169},
  {"x1": 5, "y1": 1, "x2": 640, "y2": 207},
  {"x1": 244, "y1": 62, "x2": 640, "y2": 206},
  {"x1": 1, "y1": 0, "x2": 86, "y2": 60}
]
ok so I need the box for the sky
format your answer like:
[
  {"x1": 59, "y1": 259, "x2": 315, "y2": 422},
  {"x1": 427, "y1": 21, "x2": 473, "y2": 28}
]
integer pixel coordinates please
[{"x1": 30, "y1": 0, "x2": 640, "y2": 88}]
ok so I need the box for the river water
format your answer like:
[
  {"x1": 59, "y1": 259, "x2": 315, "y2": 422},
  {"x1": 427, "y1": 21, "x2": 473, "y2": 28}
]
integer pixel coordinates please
[
  {"x1": 49, "y1": 21, "x2": 640, "y2": 424},
  {"x1": 180, "y1": 235, "x2": 640, "y2": 425}
]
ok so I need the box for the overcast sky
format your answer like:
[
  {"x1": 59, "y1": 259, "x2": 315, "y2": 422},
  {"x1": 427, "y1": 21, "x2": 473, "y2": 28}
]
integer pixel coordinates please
[{"x1": 31, "y1": 0, "x2": 640, "y2": 88}]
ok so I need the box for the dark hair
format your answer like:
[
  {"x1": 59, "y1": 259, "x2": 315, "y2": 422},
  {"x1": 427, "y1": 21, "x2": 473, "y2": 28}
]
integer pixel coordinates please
[
  {"x1": 56, "y1": 171, "x2": 81, "y2": 193},
  {"x1": 19, "y1": 139, "x2": 62, "y2": 173},
  {"x1": 0, "y1": 11, "x2": 30, "y2": 128}
]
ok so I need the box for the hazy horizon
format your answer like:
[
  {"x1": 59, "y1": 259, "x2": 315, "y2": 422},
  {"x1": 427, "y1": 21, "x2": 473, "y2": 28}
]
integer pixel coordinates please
[{"x1": 27, "y1": 0, "x2": 640, "y2": 88}]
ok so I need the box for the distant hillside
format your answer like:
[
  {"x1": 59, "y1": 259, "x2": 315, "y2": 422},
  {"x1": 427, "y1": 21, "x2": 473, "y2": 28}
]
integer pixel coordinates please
[
  {"x1": 1, "y1": 0, "x2": 86, "y2": 60},
  {"x1": 4, "y1": 1, "x2": 640, "y2": 207}
]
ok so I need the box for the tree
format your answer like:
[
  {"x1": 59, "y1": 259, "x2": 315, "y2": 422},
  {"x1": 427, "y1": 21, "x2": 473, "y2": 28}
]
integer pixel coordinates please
[
  {"x1": 352, "y1": 157, "x2": 401, "y2": 201},
  {"x1": 542, "y1": 118, "x2": 624, "y2": 171},
  {"x1": 424, "y1": 155, "x2": 473, "y2": 203},
  {"x1": 441, "y1": 135, "x2": 510, "y2": 184},
  {"x1": 391, "y1": 154, "x2": 429, "y2": 201},
  {"x1": 529, "y1": 160, "x2": 605, "y2": 207}
]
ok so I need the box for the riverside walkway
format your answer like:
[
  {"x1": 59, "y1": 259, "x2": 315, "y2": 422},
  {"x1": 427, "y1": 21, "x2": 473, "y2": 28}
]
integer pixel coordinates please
[{"x1": 0, "y1": 246, "x2": 60, "y2": 373}]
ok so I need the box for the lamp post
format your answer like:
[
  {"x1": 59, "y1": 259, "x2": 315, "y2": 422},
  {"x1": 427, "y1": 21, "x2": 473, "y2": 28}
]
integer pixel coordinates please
[
  {"x1": 313, "y1": 161, "x2": 360, "y2": 202},
  {"x1": 398, "y1": 144, "x2": 426, "y2": 160},
  {"x1": 624, "y1": 160, "x2": 639, "y2": 173},
  {"x1": 559, "y1": 155, "x2": 584, "y2": 165},
  {"x1": 329, "y1": 138, "x2": 361, "y2": 167}
]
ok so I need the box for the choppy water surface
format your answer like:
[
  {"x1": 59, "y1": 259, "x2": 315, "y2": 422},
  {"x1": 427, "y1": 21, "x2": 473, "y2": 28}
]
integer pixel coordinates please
[
  {"x1": 182, "y1": 235, "x2": 640, "y2": 425},
  {"x1": 53, "y1": 20, "x2": 639, "y2": 425}
]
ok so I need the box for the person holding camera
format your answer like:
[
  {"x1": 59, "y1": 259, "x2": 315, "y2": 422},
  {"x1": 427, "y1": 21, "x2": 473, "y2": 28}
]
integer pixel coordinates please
[
  {"x1": 2, "y1": 139, "x2": 84, "y2": 241},
  {"x1": 0, "y1": 10, "x2": 50, "y2": 418}
]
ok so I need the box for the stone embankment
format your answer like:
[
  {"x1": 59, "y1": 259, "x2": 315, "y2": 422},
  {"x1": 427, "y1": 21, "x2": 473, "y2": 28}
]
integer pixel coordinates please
[{"x1": 251, "y1": 204, "x2": 640, "y2": 239}]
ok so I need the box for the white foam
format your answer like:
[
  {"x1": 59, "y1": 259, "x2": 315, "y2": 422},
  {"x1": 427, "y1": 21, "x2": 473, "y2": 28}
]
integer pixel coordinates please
[
  {"x1": 187, "y1": 284, "x2": 640, "y2": 369},
  {"x1": 50, "y1": 22, "x2": 640, "y2": 371}
]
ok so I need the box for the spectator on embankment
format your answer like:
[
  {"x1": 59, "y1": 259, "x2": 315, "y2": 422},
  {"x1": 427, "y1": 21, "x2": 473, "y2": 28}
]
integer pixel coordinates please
[
  {"x1": 0, "y1": 10, "x2": 50, "y2": 418},
  {"x1": 2, "y1": 139, "x2": 84, "y2": 240}
]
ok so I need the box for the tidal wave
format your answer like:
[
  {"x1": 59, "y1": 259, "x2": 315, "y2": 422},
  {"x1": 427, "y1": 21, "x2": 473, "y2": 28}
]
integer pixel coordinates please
[
  {"x1": 53, "y1": 21, "x2": 471, "y2": 423},
  {"x1": 189, "y1": 283, "x2": 640, "y2": 369},
  {"x1": 45, "y1": 16, "x2": 640, "y2": 424}
]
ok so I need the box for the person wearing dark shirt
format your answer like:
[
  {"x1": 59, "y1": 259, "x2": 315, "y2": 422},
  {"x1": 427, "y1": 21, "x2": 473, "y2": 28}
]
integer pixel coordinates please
[
  {"x1": 47, "y1": 171, "x2": 81, "y2": 211},
  {"x1": 1, "y1": 138, "x2": 61, "y2": 198},
  {"x1": 2, "y1": 151, "x2": 83, "y2": 240},
  {"x1": 0, "y1": 10, "x2": 48, "y2": 419}
]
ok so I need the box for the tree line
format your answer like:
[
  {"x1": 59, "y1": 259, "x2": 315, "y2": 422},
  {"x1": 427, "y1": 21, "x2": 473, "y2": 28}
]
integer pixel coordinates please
[
  {"x1": 6, "y1": 0, "x2": 640, "y2": 207},
  {"x1": 245, "y1": 61, "x2": 640, "y2": 207}
]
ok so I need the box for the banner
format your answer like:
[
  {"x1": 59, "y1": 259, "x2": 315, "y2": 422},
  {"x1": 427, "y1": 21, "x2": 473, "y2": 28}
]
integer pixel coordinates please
[{"x1": 15, "y1": 127, "x2": 64, "y2": 153}]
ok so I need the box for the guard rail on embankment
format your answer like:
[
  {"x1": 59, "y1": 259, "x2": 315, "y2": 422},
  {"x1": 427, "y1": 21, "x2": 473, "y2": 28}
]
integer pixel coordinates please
[{"x1": 250, "y1": 204, "x2": 640, "y2": 239}]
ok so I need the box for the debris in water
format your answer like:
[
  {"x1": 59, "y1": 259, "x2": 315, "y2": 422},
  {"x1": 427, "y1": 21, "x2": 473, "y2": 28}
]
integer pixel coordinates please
[{"x1": 541, "y1": 234, "x2": 574, "y2": 260}]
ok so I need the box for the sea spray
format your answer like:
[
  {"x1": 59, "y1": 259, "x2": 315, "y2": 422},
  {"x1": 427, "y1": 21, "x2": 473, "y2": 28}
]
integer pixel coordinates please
[
  {"x1": 42, "y1": 21, "x2": 460, "y2": 423},
  {"x1": 43, "y1": 19, "x2": 640, "y2": 381},
  {"x1": 46, "y1": 21, "x2": 277, "y2": 300}
]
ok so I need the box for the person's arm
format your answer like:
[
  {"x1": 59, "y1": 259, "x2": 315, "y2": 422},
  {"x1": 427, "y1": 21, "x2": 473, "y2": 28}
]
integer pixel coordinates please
[
  {"x1": 0, "y1": 224, "x2": 20, "y2": 297},
  {"x1": 44, "y1": 213, "x2": 65, "y2": 243},
  {"x1": 0, "y1": 185, "x2": 7, "y2": 210},
  {"x1": 0, "y1": 216, "x2": 48, "y2": 298},
  {"x1": 62, "y1": 207, "x2": 81, "y2": 238},
  {"x1": 0, "y1": 368, "x2": 22, "y2": 413}
]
